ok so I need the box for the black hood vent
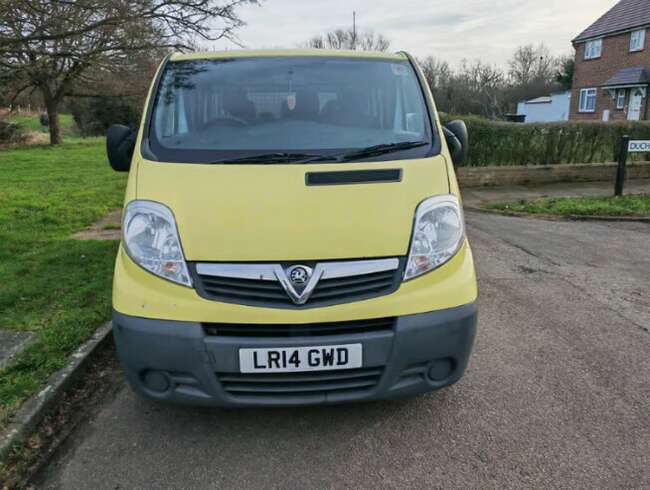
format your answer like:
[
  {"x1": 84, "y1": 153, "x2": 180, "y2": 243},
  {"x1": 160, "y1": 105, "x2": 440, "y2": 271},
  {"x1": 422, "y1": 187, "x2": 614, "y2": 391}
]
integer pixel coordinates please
[{"x1": 305, "y1": 169, "x2": 402, "y2": 186}]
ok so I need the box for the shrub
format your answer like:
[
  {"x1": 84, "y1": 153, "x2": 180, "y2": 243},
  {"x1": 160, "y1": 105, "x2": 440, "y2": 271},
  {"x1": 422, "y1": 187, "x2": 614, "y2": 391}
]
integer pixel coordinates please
[
  {"x1": 0, "y1": 119, "x2": 26, "y2": 145},
  {"x1": 440, "y1": 115, "x2": 650, "y2": 167},
  {"x1": 69, "y1": 96, "x2": 142, "y2": 137}
]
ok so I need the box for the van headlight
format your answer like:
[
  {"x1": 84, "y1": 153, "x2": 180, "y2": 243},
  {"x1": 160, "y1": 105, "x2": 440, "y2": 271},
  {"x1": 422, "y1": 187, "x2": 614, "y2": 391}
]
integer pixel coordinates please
[
  {"x1": 404, "y1": 195, "x2": 465, "y2": 281},
  {"x1": 123, "y1": 200, "x2": 192, "y2": 287}
]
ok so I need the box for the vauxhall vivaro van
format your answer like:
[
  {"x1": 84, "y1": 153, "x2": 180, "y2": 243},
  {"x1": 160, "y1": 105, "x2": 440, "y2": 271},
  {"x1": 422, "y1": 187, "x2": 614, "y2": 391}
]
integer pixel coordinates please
[{"x1": 107, "y1": 49, "x2": 477, "y2": 407}]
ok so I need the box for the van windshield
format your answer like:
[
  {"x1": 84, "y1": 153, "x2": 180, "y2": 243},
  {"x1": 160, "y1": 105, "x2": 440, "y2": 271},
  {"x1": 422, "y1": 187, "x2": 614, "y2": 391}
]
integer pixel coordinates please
[{"x1": 148, "y1": 56, "x2": 434, "y2": 163}]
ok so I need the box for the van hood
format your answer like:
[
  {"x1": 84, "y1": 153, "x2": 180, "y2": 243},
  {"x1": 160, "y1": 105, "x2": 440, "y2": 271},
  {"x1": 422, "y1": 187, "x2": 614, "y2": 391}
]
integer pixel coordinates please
[{"x1": 136, "y1": 157, "x2": 450, "y2": 261}]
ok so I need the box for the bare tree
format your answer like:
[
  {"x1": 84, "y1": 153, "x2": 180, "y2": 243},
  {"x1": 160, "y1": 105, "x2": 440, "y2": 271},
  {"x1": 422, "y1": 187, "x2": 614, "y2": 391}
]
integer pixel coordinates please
[
  {"x1": 508, "y1": 45, "x2": 537, "y2": 86},
  {"x1": 326, "y1": 29, "x2": 352, "y2": 50},
  {"x1": 418, "y1": 56, "x2": 453, "y2": 111},
  {"x1": 419, "y1": 57, "x2": 452, "y2": 88},
  {"x1": 417, "y1": 44, "x2": 569, "y2": 118},
  {"x1": 357, "y1": 31, "x2": 391, "y2": 52},
  {"x1": 508, "y1": 44, "x2": 558, "y2": 86},
  {"x1": 506, "y1": 44, "x2": 562, "y2": 108},
  {"x1": 306, "y1": 28, "x2": 390, "y2": 52},
  {"x1": 0, "y1": 0, "x2": 257, "y2": 144},
  {"x1": 418, "y1": 56, "x2": 507, "y2": 117},
  {"x1": 555, "y1": 55, "x2": 575, "y2": 90},
  {"x1": 456, "y1": 60, "x2": 507, "y2": 118}
]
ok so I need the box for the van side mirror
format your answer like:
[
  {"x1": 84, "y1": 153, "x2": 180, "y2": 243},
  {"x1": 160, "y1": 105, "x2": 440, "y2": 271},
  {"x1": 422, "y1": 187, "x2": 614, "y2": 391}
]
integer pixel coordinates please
[
  {"x1": 106, "y1": 124, "x2": 136, "y2": 172},
  {"x1": 443, "y1": 120, "x2": 468, "y2": 167}
]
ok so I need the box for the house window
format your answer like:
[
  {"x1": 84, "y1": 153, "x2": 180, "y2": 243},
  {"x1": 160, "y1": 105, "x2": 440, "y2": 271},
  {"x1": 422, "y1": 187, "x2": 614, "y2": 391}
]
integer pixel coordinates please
[
  {"x1": 630, "y1": 29, "x2": 646, "y2": 52},
  {"x1": 579, "y1": 88, "x2": 597, "y2": 112},
  {"x1": 584, "y1": 39, "x2": 602, "y2": 59},
  {"x1": 616, "y1": 89, "x2": 626, "y2": 109}
]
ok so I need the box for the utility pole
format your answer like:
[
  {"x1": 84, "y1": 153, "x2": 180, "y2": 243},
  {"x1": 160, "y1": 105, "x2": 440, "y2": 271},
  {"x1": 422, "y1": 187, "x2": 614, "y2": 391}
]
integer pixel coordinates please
[{"x1": 352, "y1": 11, "x2": 357, "y2": 50}]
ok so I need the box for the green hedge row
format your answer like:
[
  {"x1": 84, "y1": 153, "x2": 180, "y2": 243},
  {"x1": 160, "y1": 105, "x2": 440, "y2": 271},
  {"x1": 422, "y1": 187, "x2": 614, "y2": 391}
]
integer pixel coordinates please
[
  {"x1": 440, "y1": 115, "x2": 650, "y2": 167},
  {"x1": 69, "y1": 96, "x2": 142, "y2": 137}
]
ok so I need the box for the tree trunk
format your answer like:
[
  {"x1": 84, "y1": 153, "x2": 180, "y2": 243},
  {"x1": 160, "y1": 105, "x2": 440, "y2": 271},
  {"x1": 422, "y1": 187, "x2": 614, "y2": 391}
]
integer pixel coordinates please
[
  {"x1": 45, "y1": 100, "x2": 62, "y2": 145},
  {"x1": 40, "y1": 87, "x2": 63, "y2": 145}
]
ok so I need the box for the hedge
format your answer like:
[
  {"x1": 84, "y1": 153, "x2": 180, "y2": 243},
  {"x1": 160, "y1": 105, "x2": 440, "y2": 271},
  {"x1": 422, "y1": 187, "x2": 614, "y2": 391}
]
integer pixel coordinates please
[
  {"x1": 0, "y1": 119, "x2": 26, "y2": 145},
  {"x1": 69, "y1": 96, "x2": 142, "y2": 137},
  {"x1": 440, "y1": 115, "x2": 650, "y2": 167}
]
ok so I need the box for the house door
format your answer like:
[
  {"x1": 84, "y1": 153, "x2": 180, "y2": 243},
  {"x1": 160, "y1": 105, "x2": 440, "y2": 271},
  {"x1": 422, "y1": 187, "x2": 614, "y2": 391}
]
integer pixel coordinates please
[{"x1": 627, "y1": 89, "x2": 643, "y2": 121}]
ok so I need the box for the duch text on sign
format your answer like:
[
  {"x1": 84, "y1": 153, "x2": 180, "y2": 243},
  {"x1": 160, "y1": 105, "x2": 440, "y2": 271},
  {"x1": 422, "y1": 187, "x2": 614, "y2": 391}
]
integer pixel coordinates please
[{"x1": 628, "y1": 140, "x2": 650, "y2": 153}]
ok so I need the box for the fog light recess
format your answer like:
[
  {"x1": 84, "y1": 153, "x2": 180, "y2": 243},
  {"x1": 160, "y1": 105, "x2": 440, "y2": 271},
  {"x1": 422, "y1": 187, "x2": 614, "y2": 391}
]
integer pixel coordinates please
[
  {"x1": 142, "y1": 370, "x2": 171, "y2": 393},
  {"x1": 427, "y1": 358, "x2": 455, "y2": 382}
]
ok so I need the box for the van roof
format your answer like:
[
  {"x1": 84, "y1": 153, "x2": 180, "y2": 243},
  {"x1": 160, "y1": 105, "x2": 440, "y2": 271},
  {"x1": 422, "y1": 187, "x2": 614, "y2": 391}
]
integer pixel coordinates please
[{"x1": 169, "y1": 49, "x2": 408, "y2": 62}]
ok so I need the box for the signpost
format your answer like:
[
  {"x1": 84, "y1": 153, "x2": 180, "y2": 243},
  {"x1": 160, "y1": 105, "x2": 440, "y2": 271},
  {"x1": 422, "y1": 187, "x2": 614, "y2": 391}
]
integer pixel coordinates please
[{"x1": 615, "y1": 136, "x2": 650, "y2": 196}]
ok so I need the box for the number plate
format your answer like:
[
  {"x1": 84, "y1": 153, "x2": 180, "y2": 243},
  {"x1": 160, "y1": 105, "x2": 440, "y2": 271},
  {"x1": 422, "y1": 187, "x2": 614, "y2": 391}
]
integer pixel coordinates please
[{"x1": 239, "y1": 344, "x2": 362, "y2": 373}]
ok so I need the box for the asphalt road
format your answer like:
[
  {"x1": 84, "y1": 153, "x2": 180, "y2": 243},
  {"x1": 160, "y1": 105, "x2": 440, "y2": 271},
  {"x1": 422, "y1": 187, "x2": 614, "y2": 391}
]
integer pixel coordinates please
[{"x1": 37, "y1": 213, "x2": 650, "y2": 489}]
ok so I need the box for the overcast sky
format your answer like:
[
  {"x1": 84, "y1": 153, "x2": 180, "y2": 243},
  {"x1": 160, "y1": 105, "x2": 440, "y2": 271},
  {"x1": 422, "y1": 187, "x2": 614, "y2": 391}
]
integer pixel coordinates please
[{"x1": 210, "y1": 0, "x2": 617, "y2": 67}]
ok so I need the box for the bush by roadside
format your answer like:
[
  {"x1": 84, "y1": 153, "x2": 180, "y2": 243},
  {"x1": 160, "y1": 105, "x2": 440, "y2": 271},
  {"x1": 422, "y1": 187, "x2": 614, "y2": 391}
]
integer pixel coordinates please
[
  {"x1": 0, "y1": 120, "x2": 26, "y2": 146},
  {"x1": 441, "y1": 115, "x2": 650, "y2": 167}
]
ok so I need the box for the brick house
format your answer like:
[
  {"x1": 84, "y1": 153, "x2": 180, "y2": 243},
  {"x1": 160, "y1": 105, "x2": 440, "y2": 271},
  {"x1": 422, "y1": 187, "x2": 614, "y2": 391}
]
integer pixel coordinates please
[{"x1": 570, "y1": 0, "x2": 649, "y2": 122}]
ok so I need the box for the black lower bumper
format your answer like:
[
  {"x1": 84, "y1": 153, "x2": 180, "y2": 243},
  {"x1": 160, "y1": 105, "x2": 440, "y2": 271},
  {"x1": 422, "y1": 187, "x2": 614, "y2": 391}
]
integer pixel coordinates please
[{"x1": 112, "y1": 303, "x2": 477, "y2": 407}]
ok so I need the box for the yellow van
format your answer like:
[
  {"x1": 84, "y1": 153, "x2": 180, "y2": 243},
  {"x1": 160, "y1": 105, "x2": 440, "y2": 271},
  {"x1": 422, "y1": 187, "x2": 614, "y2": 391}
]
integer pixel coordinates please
[{"x1": 107, "y1": 49, "x2": 477, "y2": 406}]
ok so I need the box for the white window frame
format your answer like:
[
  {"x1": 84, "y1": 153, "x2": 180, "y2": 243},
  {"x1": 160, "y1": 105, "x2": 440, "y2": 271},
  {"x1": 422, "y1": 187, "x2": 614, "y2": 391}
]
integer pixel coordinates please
[
  {"x1": 584, "y1": 38, "x2": 603, "y2": 59},
  {"x1": 616, "y1": 89, "x2": 626, "y2": 110},
  {"x1": 630, "y1": 29, "x2": 646, "y2": 52},
  {"x1": 579, "y1": 88, "x2": 597, "y2": 113}
]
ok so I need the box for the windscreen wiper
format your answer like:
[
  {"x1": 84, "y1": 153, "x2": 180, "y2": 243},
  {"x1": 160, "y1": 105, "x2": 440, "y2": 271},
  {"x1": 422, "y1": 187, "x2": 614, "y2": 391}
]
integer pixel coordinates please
[
  {"x1": 213, "y1": 142, "x2": 429, "y2": 164},
  {"x1": 214, "y1": 152, "x2": 325, "y2": 164},
  {"x1": 296, "y1": 141, "x2": 430, "y2": 164}
]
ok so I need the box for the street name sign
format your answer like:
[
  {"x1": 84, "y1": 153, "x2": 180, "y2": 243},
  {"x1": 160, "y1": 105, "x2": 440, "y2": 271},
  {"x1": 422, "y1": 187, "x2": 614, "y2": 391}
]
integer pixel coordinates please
[{"x1": 628, "y1": 140, "x2": 650, "y2": 153}]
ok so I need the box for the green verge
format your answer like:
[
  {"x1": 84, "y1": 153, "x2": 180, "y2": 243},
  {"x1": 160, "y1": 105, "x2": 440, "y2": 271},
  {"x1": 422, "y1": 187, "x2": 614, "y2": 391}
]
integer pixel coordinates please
[
  {"x1": 0, "y1": 138, "x2": 127, "y2": 428},
  {"x1": 486, "y1": 194, "x2": 650, "y2": 217}
]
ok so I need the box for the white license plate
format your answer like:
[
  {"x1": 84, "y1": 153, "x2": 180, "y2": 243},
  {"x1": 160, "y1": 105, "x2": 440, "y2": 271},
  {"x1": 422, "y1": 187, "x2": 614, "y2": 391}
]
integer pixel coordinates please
[{"x1": 239, "y1": 344, "x2": 362, "y2": 373}]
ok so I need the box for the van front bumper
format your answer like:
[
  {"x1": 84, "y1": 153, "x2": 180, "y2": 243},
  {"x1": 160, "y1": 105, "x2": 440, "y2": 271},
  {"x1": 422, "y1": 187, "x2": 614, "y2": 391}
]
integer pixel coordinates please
[{"x1": 112, "y1": 303, "x2": 477, "y2": 407}]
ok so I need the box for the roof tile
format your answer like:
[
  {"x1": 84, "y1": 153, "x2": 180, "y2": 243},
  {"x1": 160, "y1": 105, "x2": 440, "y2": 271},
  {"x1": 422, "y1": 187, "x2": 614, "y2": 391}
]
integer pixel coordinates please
[
  {"x1": 602, "y1": 67, "x2": 650, "y2": 86},
  {"x1": 573, "y1": 0, "x2": 650, "y2": 42}
]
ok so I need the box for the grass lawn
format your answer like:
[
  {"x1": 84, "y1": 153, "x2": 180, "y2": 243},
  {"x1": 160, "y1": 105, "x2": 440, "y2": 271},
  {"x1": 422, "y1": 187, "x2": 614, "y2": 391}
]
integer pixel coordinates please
[
  {"x1": 0, "y1": 138, "x2": 127, "y2": 429},
  {"x1": 486, "y1": 194, "x2": 650, "y2": 217}
]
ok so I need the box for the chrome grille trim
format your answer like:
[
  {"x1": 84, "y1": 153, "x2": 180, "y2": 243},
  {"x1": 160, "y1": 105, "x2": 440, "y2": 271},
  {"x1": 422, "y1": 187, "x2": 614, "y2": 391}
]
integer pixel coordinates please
[
  {"x1": 191, "y1": 258, "x2": 403, "y2": 309},
  {"x1": 195, "y1": 258, "x2": 399, "y2": 281}
]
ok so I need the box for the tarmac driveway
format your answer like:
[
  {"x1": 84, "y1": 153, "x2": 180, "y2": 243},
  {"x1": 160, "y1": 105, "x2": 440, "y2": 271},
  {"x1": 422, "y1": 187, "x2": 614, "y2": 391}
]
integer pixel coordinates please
[{"x1": 37, "y1": 212, "x2": 650, "y2": 489}]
